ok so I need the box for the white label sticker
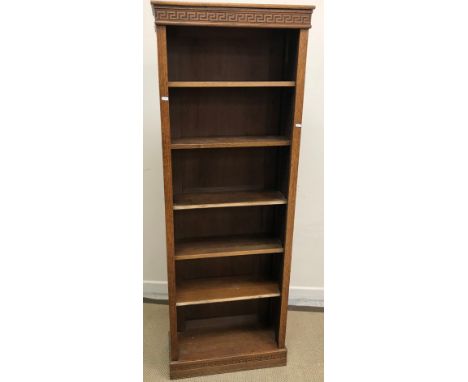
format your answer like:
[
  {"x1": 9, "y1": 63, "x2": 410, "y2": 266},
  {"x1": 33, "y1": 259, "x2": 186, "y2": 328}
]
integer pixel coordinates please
[
  {"x1": 161, "y1": 96, "x2": 169, "y2": 101},
  {"x1": 295, "y1": 123, "x2": 302, "y2": 128}
]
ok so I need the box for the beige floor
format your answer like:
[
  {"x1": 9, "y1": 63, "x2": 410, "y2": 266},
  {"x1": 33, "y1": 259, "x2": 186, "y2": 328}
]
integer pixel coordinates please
[{"x1": 144, "y1": 303, "x2": 323, "y2": 382}]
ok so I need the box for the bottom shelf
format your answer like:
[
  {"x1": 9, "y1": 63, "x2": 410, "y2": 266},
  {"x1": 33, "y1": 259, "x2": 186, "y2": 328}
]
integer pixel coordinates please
[
  {"x1": 171, "y1": 315, "x2": 286, "y2": 379},
  {"x1": 178, "y1": 315, "x2": 278, "y2": 361}
]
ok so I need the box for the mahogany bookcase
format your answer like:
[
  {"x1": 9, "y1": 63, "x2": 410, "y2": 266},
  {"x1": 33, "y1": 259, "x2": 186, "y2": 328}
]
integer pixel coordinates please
[{"x1": 151, "y1": 1, "x2": 314, "y2": 378}]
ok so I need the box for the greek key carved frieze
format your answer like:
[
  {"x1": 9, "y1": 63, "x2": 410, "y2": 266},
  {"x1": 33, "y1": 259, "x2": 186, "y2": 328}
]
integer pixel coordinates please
[{"x1": 153, "y1": 7, "x2": 312, "y2": 28}]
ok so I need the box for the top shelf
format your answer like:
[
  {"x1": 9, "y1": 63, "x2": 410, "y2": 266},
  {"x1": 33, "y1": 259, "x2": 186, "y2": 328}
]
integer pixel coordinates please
[{"x1": 168, "y1": 81, "x2": 296, "y2": 88}]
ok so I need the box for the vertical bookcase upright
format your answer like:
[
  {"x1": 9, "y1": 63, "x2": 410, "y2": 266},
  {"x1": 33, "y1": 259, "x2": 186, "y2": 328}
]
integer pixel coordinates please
[{"x1": 151, "y1": 1, "x2": 314, "y2": 379}]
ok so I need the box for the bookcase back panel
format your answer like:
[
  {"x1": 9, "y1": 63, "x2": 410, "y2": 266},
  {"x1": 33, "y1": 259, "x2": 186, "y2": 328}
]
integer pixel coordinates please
[
  {"x1": 172, "y1": 147, "x2": 289, "y2": 195},
  {"x1": 179, "y1": 299, "x2": 270, "y2": 322},
  {"x1": 169, "y1": 88, "x2": 294, "y2": 139},
  {"x1": 176, "y1": 254, "x2": 281, "y2": 281},
  {"x1": 174, "y1": 206, "x2": 284, "y2": 241},
  {"x1": 178, "y1": 298, "x2": 279, "y2": 330},
  {"x1": 167, "y1": 26, "x2": 299, "y2": 81}
]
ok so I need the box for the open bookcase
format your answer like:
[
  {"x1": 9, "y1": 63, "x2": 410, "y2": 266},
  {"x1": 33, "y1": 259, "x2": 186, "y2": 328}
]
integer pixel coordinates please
[{"x1": 151, "y1": 1, "x2": 314, "y2": 379}]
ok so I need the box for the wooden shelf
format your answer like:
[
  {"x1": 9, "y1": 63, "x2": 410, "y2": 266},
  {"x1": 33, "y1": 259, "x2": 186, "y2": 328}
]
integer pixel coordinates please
[
  {"x1": 172, "y1": 315, "x2": 286, "y2": 378},
  {"x1": 175, "y1": 235, "x2": 284, "y2": 261},
  {"x1": 171, "y1": 136, "x2": 291, "y2": 149},
  {"x1": 173, "y1": 190, "x2": 287, "y2": 210},
  {"x1": 168, "y1": 81, "x2": 295, "y2": 88},
  {"x1": 176, "y1": 276, "x2": 280, "y2": 306},
  {"x1": 176, "y1": 316, "x2": 279, "y2": 362}
]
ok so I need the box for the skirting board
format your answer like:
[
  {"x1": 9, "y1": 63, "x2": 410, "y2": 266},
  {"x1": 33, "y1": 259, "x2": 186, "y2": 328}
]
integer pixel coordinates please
[{"x1": 143, "y1": 281, "x2": 324, "y2": 308}]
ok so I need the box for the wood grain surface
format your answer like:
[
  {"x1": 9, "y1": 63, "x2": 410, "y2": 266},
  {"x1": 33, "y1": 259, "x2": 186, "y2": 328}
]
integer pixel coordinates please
[
  {"x1": 176, "y1": 276, "x2": 280, "y2": 306},
  {"x1": 175, "y1": 234, "x2": 284, "y2": 260},
  {"x1": 173, "y1": 190, "x2": 287, "y2": 210}
]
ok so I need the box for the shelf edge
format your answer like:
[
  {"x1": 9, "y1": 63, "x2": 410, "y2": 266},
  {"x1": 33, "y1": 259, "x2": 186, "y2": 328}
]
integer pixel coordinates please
[
  {"x1": 175, "y1": 292, "x2": 281, "y2": 307},
  {"x1": 168, "y1": 81, "x2": 296, "y2": 88}
]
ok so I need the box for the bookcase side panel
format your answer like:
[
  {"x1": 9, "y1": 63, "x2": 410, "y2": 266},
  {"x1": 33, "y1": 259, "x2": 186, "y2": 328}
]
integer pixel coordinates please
[
  {"x1": 277, "y1": 29, "x2": 309, "y2": 348},
  {"x1": 156, "y1": 25, "x2": 179, "y2": 361}
]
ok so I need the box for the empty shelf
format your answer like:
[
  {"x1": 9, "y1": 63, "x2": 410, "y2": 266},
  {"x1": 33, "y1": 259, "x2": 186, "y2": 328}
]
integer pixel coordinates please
[
  {"x1": 175, "y1": 235, "x2": 284, "y2": 260},
  {"x1": 171, "y1": 136, "x2": 291, "y2": 149},
  {"x1": 177, "y1": 316, "x2": 280, "y2": 362},
  {"x1": 168, "y1": 81, "x2": 296, "y2": 88},
  {"x1": 176, "y1": 276, "x2": 280, "y2": 306},
  {"x1": 173, "y1": 190, "x2": 287, "y2": 210}
]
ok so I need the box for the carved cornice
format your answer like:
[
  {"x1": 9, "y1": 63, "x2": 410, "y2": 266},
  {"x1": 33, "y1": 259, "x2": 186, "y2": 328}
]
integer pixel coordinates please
[{"x1": 152, "y1": 4, "x2": 313, "y2": 29}]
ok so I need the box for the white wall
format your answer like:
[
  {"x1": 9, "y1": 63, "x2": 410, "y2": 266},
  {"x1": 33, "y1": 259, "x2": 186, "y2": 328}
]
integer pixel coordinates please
[{"x1": 143, "y1": 0, "x2": 323, "y2": 306}]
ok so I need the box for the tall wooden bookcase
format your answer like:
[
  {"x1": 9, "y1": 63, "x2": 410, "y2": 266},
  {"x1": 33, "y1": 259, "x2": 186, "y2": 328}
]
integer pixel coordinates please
[{"x1": 151, "y1": 1, "x2": 314, "y2": 379}]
